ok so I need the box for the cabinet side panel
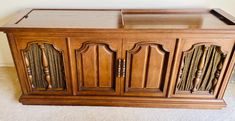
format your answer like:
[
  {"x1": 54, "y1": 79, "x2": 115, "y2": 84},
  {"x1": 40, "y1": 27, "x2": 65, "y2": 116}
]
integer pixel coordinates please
[
  {"x1": 218, "y1": 44, "x2": 235, "y2": 99},
  {"x1": 6, "y1": 33, "x2": 28, "y2": 94}
]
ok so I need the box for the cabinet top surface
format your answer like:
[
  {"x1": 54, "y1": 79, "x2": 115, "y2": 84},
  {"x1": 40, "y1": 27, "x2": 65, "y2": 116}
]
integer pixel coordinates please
[{"x1": 1, "y1": 9, "x2": 235, "y2": 31}]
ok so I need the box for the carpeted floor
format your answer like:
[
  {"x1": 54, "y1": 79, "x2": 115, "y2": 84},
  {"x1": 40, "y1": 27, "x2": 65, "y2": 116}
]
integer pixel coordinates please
[{"x1": 0, "y1": 67, "x2": 235, "y2": 121}]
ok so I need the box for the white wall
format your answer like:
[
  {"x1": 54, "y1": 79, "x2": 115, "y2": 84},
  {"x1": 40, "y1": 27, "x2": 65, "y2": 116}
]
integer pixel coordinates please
[{"x1": 0, "y1": 0, "x2": 235, "y2": 66}]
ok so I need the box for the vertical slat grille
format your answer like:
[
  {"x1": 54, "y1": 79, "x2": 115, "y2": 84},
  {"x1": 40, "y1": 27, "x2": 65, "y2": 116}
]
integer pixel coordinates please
[
  {"x1": 24, "y1": 43, "x2": 66, "y2": 90},
  {"x1": 176, "y1": 45, "x2": 226, "y2": 93}
]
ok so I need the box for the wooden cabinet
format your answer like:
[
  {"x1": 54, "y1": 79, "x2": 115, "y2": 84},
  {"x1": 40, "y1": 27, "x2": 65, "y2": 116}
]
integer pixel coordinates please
[{"x1": 1, "y1": 9, "x2": 235, "y2": 109}]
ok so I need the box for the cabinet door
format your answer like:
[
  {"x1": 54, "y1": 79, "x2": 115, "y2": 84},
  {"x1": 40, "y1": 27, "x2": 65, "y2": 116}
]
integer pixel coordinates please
[
  {"x1": 169, "y1": 38, "x2": 234, "y2": 99},
  {"x1": 70, "y1": 37, "x2": 122, "y2": 95},
  {"x1": 15, "y1": 37, "x2": 72, "y2": 95},
  {"x1": 122, "y1": 39, "x2": 176, "y2": 97}
]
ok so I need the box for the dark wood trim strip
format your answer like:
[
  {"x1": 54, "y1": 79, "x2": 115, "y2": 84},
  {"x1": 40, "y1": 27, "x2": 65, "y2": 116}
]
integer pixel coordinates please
[
  {"x1": 15, "y1": 9, "x2": 34, "y2": 24},
  {"x1": 210, "y1": 9, "x2": 235, "y2": 25},
  {"x1": 2, "y1": 9, "x2": 33, "y2": 27}
]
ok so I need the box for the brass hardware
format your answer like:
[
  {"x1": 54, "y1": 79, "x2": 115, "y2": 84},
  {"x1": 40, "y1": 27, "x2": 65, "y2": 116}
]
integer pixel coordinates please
[
  {"x1": 117, "y1": 59, "x2": 122, "y2": 77},
  {"x1": 122, "y1": 59, "x2": 126, "y2": 77},
  {"x1": 117, "y1": 59, "x2": 126, "y2": 78}
]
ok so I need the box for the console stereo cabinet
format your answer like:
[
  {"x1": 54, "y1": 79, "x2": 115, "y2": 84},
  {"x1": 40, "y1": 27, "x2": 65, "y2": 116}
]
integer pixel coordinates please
[{"x1": 1, "y1": 8, "x2": 235, "y2": 109}]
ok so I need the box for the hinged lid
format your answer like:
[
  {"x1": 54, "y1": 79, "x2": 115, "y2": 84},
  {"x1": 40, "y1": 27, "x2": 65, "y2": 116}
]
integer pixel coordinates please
[{"x1": 1, "y1": 9, "x2": 235, "y2": 31}]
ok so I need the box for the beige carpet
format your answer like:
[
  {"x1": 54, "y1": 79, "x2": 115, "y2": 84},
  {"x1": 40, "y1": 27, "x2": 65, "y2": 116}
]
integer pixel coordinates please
[{"x1": 0, "y1": 67, "x2": 235, "y2": 121}]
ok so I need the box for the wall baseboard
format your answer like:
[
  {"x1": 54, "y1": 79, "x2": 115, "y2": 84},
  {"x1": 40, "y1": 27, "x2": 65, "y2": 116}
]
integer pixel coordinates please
[{"x1": 0, "y1": 63, "x2": 15, "y2": 67}]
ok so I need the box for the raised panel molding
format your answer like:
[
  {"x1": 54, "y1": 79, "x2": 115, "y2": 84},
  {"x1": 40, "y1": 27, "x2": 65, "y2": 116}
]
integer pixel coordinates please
[
  {"x1": 23, "y1": 42, "x2": 66, "y2": 91},
  {"x1": 175, "y1": 44, "x2": 227, "y2": 94},
  {"x1": 125, "y1": 43, "x2": 169, "y2": 93},
  {"x1": 75, "y1": 42, "x2": 117, "y2": 92}
]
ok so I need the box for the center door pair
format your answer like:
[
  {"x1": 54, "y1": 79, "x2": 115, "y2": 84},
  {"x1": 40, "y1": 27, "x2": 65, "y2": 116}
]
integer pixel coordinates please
[{"x1": 70, "y1": 35, "x2": 176, "y2": 97}]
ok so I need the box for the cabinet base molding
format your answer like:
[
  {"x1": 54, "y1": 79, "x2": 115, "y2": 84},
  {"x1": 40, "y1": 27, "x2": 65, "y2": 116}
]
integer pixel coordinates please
[{"x1": 19, "y1": 95, "x2": 226, "y2": 109}]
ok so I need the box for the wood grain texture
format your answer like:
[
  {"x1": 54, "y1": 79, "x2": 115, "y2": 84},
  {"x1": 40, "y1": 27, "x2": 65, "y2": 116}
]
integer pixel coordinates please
[
  {"x1": 126, "y1": 43, "x2": 168, "y2": 89},
  {"x1": 2, "y1": 9, "x2": 235, "y2": 30},
  {"x1": 70, "y1": 37, "x2": 122, "y2": 96},
  {"x1": 19, "y1": 95, "x2": 226, "y2": 109},
  {"x1": 76, "y1": 43, "x2": 116, "y2": 89},
  {"x1": 122, "y1": 38, "x2": 175, "y2": 97},
  {"x1": 98, "y1": 45, "x2": 113, "y2": 87}
]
